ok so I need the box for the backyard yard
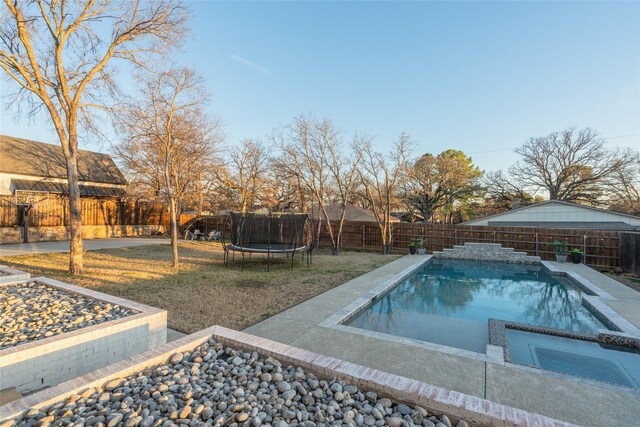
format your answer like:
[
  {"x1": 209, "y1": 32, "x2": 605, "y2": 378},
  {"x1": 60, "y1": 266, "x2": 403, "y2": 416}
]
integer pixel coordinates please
[{"x1": 0, "y1": 242, "x2": 399, "y2": 333}]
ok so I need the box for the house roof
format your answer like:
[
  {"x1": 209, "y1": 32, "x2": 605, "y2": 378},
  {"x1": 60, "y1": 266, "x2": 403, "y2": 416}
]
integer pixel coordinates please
[
  {"x1": 12, "y1": 179, "x2": 127, "y2": 198},
  {"x1": 0, "y1": 135, "x2": 127, "y2": 185},
  {"x1": 310, "y1": 203, "x2": 401, "y2": 222},
  {"x1": 486, "y1": 221, "x2": 638, "y2": 230},
  {"x1": 464, "y1": 200, "x2": 640, "y2": 224}
]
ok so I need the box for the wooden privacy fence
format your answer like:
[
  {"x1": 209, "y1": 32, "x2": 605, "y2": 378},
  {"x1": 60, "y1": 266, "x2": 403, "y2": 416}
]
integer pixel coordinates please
[
  {"x1": 53, "y1": 205, "x2": 623, "y2": 270},
  {"x1": 178, "y1": 215, "x2": 623, "y2": 269},
  {"x1": 619, "y1": 232, "x2": 640, "y2": 275},
  {"x1": 316, "y1": 221, "x2": 621, "y2": 269},
  {"x1": 0, "y1": 196, "x2": 170, "y2": 229}
]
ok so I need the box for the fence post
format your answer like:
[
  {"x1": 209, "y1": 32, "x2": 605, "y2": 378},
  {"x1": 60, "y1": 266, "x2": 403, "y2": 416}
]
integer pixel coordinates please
[
  {"x1": 583, "y1": 235, "x2": 588, "y2": 265},
  {"x1": 493, "y1": 230, "x2": 496, "y2": 243},
  {"x1": 362, "y1": 225, "x2": 365, "y2": 249},
  {"x1": 454, "y1": 228, "x2": 457, "y2": 246},
  {"x1": 535, "y1": 233, "x2": 539, "y2": 257}
]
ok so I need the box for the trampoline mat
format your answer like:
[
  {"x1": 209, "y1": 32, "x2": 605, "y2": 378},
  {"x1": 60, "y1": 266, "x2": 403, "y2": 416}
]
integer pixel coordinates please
[{"x1": 225, "y1": 243, "x2": 308, "y2": 253}]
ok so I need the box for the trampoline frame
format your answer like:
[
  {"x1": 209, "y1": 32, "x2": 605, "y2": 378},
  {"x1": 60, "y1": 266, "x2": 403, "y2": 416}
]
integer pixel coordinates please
[{"x1": 222, "y1": 212, "x2": 315, "y2": 270}]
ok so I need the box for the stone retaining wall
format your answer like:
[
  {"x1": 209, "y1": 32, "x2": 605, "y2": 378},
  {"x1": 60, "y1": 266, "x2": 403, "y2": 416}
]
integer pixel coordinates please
[
  {"x1": 433, "y1": 243, "x2": 541, "y2": 264},
  {"x1": 0, "y1": 326, "x2": 578, "y2": 427},
  {"x1": 0, "y1": 228, "x2": 20, "y2": 244},
  {"x1": 0, "y1": 225, "x2": 165, "y2": 245},
  {"x1": 0, "y1": 277, "x2": 166, "y2": 394}
]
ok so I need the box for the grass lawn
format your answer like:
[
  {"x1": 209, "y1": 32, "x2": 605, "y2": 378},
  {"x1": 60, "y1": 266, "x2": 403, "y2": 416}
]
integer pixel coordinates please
[{"x1": 0, "y1": 242, "x2": 399, "y2": 334}]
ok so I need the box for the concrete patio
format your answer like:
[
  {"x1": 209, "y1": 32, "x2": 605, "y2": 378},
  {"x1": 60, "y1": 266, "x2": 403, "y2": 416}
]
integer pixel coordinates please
[{"x1": 244, "y1": 255, "x2": 640, "y2": 427}]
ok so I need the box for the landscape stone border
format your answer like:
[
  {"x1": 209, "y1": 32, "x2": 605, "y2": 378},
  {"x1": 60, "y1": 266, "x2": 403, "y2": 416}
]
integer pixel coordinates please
[
  {"x1": 0, "y1": 277, "x2": 167, "y2": 394},
  {"x1": 0, "y1": 326, "x2": 579, "y2": 427},
  {"x1": 0, "y1": 266, "x2": 30, "y2": 284}
]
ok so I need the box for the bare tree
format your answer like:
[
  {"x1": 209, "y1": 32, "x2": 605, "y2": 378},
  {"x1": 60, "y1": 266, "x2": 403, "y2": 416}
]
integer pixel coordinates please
[
  {"x1": 220, "y1": 139, "x2": 269, "y2": 213},
  {"x1": 606, "y1": 152, "x2": 640, "y2": 216},
  {"x1": 262, "y1": 171, "x2": 310, "y2": 212},
  {"x1": 357, "y1": 133, "x2": 411, "y2": 254},
  {"x1": 483, "y1": 170, "x2": 538, "y2": 210},
  {"x1": 117, "y1": 68, "x2": 222, "y2": 268},
  {"x1": 0, "y1": 0, "x2": 187, "y2": 273},
  {"x1": 272, "y1": 114, "x2": 361, "y2": 255},
  {"x1": 510, "y1": 128, "x2": 636, "y2": 204}
]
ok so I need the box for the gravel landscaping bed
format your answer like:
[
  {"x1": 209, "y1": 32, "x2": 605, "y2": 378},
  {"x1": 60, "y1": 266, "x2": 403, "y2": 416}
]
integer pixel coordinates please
[
  {"x1": 0, "y1": 282, "x2": 136, "y2": 350},
  {"x1": 9, "y1": 338, "x2": 470, "y2": 427}
]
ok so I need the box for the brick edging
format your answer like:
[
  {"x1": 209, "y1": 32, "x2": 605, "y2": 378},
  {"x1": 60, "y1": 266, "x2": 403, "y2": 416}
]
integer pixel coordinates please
[{"x1": 1, "y1": 326, "x2": 579, "y2": 427}]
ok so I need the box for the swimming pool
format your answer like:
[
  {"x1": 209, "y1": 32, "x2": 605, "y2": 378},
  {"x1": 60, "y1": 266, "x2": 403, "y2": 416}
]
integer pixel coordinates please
[{"x1": 346, "y1": 259, "x2": 609, "y2": 353}]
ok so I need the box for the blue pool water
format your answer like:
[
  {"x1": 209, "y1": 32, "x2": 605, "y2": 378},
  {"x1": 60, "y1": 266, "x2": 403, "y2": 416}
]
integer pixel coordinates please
[{"x1": 347, "y1": 259, "x2": 608, "y2": 353}]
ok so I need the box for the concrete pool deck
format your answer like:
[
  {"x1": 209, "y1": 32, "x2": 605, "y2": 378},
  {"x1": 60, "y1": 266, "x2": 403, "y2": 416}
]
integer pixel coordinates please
[{"x1": 244, "y1": 255, "x2": 640, "y2": 426}]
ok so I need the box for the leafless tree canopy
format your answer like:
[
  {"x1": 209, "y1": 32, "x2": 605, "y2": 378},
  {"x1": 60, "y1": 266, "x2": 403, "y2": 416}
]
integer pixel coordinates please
[
  {"x1": 483, "y1": 170, "x2": 538, "y2": 207},
  {"x1": 606, "y1": 153, "x2": 640, "y2": 216},
  {"x1": 271, "y1": 114, "x2": 362, "y2": 254},
  {"x1": 356, "y1": 133, "x2": 411, "y2": 254},
  {"x1": 510, "y1": 127, "x2": 636, "y2": 204},
  {"x1": 218, "y1": 139, "x2": 270, "y2": 213},
  {"x1": 117, "y1": 67, "x2": 222, "y2": 267},
  {"x1": 0, "y1": 0, "x2": 188, "y2": 273}
]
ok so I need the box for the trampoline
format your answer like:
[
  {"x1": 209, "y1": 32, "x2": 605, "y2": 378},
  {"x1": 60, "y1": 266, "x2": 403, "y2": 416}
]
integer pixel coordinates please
[{"x1": 222, "y1": 212, "x2": 315, "y2": 270}]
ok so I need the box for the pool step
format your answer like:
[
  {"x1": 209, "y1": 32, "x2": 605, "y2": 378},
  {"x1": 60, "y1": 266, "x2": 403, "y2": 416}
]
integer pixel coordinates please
[{"x1": 433, "y1": 242, "x2": 541, "y2": 264}]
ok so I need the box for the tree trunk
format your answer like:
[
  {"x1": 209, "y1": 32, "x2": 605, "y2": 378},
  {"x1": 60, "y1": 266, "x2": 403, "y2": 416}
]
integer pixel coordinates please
[
  {"x1": 315, "y1": 214, "x2": 323, "y2": 250},
  {"x1": 324, "y1": 219, "x2": 338, "y2": 255},
  {"x1": 197, "y1": 177, "x2": 204, "y2": 214},
  {"x1": 380, "y1": 224, "x2": 388, "y2": 254},
  {"x1": 67, "y1": 143, "x2": 84, "y2": 274},
  {"x1": 169, "y1": 197, "x2": 179, "y2": 268}
]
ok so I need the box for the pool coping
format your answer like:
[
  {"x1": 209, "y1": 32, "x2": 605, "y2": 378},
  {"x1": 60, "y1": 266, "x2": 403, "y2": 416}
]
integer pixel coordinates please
[{"x1": 319, "y1": 255, "x2": 640, "y2": 395}]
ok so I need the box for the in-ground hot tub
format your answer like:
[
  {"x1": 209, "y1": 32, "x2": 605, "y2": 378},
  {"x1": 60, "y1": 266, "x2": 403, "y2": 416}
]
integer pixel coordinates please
[{"x1": 0, "y1": 277, "x2": 167, "y2": 394}]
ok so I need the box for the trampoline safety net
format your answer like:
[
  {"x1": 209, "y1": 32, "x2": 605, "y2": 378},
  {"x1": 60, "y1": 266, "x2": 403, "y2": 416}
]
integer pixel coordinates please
[{"x1": 223, "y1": 212, "x2": 315, "y2": 269}]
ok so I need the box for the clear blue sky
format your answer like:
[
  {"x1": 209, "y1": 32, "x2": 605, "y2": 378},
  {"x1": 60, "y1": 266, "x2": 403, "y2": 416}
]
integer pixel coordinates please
[{"x1": 1, "y1": 1, "x2": 639, "y2": 171}]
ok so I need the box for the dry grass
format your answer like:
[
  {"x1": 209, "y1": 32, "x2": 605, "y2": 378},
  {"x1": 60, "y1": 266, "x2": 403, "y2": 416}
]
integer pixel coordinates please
[{"x1": 0, "y1": 242, "x2": 399, "y2": 333}]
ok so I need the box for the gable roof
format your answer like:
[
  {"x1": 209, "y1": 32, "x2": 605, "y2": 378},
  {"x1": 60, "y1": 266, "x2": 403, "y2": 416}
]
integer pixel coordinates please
[
  {"x1": 486, "y1": 221, "x2": 638, "y2": 230},
  {"x1": 0, "y1": 135, "x2": 127, "y2": 185},
  {"x1": 464, "y1": 200, "x2": 640, "y2": 224},
  {"x1": 310, "y1": 203, "x2": 401, "y2": 223},
  {"x1": 11, "y1": 179, "x2": 127, "y2": 197}
]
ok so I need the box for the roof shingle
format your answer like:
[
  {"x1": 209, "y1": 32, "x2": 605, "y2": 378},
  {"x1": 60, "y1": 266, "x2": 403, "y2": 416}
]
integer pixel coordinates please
[{"x1": 0, "y1": 135, "x2": 127, "y2": 185}]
